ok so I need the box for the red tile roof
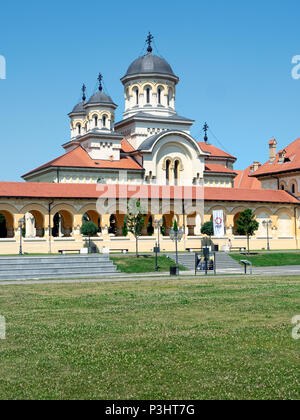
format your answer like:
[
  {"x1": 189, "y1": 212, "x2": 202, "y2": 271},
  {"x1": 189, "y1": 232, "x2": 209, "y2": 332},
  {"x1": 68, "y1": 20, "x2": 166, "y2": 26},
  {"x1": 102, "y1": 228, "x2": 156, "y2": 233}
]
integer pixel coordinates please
[
  {"x1": 121, "y1": 139, "x2": 135, "y2": 153},
  {"x1": 23, "y1": 146, "x2": 143, "y2": 177},
  {"x1": 251, "y1": 138, "x2": 300, "y2": 177},
  {"x1": 205, "y1": 163, "x2": 237, "y2": 175},
  {"x1": 0, "y1": 182, "x2": 298, "y2": 204},
  {"x1": 234, "y1": 166, "x2": 262, "y2": 189},
  {"x1": 204, "y1": 187, "x2": 298, "y2": 203},
  {"x1": 199, "y1": 142, "x2": 236, "y2": 159}
]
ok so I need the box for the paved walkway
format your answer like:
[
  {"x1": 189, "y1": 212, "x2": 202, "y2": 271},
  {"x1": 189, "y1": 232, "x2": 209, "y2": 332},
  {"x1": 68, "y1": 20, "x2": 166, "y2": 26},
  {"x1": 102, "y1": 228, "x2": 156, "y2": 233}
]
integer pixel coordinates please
[{"x1": 0, "y1": 265, "x2": 300, "y2": 286}]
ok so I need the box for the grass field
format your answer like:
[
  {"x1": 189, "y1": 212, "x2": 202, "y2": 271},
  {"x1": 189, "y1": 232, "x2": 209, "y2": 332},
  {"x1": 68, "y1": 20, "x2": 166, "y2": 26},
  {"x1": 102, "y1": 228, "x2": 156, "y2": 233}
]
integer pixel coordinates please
[
  {"x1": 230, "y1": 252, "x2": 300, "y2": 267},
  {"x1": 111, "y1": 255, "x2": 187, "y2": 273},
  {"x1": 0, "y1": 276, "x2": 299, "y2": 400}
]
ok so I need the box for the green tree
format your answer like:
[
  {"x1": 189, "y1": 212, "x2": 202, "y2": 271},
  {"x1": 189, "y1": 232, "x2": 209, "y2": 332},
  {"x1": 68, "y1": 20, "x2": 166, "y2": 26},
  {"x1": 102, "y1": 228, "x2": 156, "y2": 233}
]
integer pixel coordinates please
[
  {"x1": 173, "y1": 219, "x2": 178, "y2": 232},
  {"x1": 235, "y1": 209, "x2": 259, "y2": 254},
  {"x1": 201, "y1": 221, "x2": 214, "y2": 237},
  {"x1": 122, "y1": 217, "x2": 128, "y2": 237},
  {"x1": 80, "y1": 221, "x2": 98, "y2": 253},
  {"x1": 126, "y1": 200, "x2": 145, "y2": 258}
]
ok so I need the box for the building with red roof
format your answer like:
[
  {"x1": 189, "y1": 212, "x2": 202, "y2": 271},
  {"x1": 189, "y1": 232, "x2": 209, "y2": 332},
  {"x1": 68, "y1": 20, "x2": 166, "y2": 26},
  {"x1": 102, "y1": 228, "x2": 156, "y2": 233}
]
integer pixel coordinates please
[{"x1": 0, "y1": 34, "x2": 299, "y2": 254}]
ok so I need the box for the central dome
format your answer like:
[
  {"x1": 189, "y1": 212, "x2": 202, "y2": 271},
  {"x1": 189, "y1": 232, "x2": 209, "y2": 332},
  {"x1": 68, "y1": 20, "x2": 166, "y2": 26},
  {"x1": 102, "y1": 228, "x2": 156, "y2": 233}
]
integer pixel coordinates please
[{"x1": 124, "y1": 53, "x2": 177, "y2": 78}]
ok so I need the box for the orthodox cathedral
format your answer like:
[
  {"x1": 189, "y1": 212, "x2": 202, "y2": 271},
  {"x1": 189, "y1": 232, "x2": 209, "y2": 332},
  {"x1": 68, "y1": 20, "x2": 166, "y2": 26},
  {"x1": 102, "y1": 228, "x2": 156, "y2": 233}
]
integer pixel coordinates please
[{"x1": 0, "y1": 34, "x2": 300, "y2": 254}]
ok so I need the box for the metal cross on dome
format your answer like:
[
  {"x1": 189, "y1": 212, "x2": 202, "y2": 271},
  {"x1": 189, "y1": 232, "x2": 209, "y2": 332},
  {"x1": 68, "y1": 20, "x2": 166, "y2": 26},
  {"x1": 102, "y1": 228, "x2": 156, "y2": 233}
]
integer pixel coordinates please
[
  {"x1": 82, "y1": 84, "x2": 86, "y2": 102},
  {"x1": 98, "y1": 73, "x2": 103, "y2": 91},
  {"x1": 203, "y1": 122, "x2": 209, "y2": 143},
  {"x1": 146, "y1": 32, "x2": 154, "y2": 53}
]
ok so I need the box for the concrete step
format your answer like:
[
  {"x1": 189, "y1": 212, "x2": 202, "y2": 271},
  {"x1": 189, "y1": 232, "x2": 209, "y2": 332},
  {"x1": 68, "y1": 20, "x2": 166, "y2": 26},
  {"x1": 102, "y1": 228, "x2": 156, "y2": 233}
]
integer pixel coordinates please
[
  {"x1": 0, "y1": 254, "x2": 118, "y2": 280},
  {"x1": 0, "y1": 256, "x2": 110, "y2": 264},
  {"x1": 0, "y1": 271, "x2": 121, "y2": 281},
  {"x1": 165, "y1": 252, "x2": 242, "y2": 272},
  {"x1": 0, "y1": 264, "x2": 116, "y2": 273},
  {"x1": 0, "y1": 261, "x2": 114, "y2": 270}
]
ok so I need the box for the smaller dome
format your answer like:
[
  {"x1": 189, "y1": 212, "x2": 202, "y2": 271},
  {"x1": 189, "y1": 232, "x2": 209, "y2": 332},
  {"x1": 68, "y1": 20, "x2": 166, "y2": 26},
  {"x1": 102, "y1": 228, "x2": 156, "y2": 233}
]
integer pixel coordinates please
[
  {"x1": 70, "y1": 101, "x2": 86, "y2": 114},
  {"x1": 87, "y1": 91, "x2": 116, "y2": 106}
]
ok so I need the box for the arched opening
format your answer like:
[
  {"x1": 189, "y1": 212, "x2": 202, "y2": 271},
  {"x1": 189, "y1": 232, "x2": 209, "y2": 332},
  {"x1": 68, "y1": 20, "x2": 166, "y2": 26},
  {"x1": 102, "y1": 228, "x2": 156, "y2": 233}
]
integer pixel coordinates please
[
  {"x1": 109, "y1": 214, "x2": 117, "y2": 235},
  {"x1": 0, "y1": 211, "x2": 14, "y2": 238},
  {"x1": 82, "y1": 211, "x2": 101, "y2": 233},
  {"x1": 102, "y1": 115, "x2": 107, "y2": 128},
  {"x1": 93, "y1": 115, "x2": 98, "y2": 128},
  {"x1": 147, "y1": 215, "x2": 154, "y2": 236},
  {"x1": 291, "y1": 183, "x2": 296, "y2": 194},
  {"x1": 162, "y1": 213, "x2": 177, "y2": 236},
  {"x1": 133, "y1": 88, "x2": 139, "y2": 105},
  {"x1": 157, "y1": 87, "x2": 162, "y2": 105},
  {"x1": 52, "y1": 211, "x2": 73, "y2": 238},
  {"x1": 280, "y1": 184, "x2": 285, "y2": 191},
  {"x1": 166, "y1": 159, "x2": 171, "y2": 185},
  {"x1": 233, "y1": 212, "x2": 243, "y2": 235},
  {"x1": 146, "y1": 87, "x2": 151, "y2": 104},
  {"x1": 76, "y1": 123, "x2": 81, "y2": 136},
  {"x1": 174, "y1": 160, "x2": 180, "y2": 186},
  {"x1": 24, "y1": 211, "x2": 44, "y2": 238},
  {"x1": 0, "y1": 213, "x2": 7, "y2": 238},
  {"x1": 167, "y1": 88, "x2": 173, "y2": 107}
]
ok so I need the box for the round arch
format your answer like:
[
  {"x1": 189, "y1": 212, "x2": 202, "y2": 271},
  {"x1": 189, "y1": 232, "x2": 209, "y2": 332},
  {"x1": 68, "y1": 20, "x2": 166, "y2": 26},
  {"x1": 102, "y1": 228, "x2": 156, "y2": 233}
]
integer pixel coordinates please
[{"x1": 0, "y1": 210, "x2": 14, "y2": 238}]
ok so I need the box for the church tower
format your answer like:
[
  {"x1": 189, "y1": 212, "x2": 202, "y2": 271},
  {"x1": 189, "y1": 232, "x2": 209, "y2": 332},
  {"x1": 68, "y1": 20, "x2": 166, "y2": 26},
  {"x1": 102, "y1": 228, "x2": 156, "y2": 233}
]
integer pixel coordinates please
[
  {"x1": 115, "y1": 33, "x2": 194, "y2": 150},
  {"x1": 121, "y1": 33, "x2": 179, "y2": 119},
  {"x1": 65, "y1": 75, "x2": 123, "y2": 161}
]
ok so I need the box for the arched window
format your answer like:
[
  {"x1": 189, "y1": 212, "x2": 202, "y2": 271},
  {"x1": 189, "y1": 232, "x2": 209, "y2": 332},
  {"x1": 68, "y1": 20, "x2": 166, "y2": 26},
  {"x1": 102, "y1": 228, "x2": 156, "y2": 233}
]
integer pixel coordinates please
[
  {"x1": 291, "y1": 183, "x2": 296, "y2": 194},
  {"x1": 77, "y1": 124, "x2": 81, "y2": 135},
  {"x1": 158, "y1": 88, "x2": 162, "y2": 105},
  {"x1": 167, "y1": 89, "x2": 173, "y2": 106},
  {"x1": 94, "y1": 115, "x2": 98, "y2": 128},
  {"x1": 135, "y1": 89, "x2": 139, "y2": 105},
  {"x1": 280, "y1": 184, "x2": 285, "y2": 191},
  {"x1": 174, "y1": 160, "x2": 180, "y2": 186},
  {"x1": 166, "y1": 159, "x2": 171, "y2": 185},
  {"x1": 102, "y1": 115, "x2": 107, "y2": 128},
  {"x1": 146, "y1": 87, "x2": 150, "y2": 104}
]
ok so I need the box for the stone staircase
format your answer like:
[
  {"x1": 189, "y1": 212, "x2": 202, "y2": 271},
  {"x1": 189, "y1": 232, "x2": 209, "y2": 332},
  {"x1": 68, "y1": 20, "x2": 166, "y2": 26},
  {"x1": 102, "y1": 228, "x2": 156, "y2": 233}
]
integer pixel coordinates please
[
  {"x1": 166, "y1": 252, "x2": 242, "y2": 273},
  {"x1": 0, "y1": 255, "x2": 119, "y2": 280}
]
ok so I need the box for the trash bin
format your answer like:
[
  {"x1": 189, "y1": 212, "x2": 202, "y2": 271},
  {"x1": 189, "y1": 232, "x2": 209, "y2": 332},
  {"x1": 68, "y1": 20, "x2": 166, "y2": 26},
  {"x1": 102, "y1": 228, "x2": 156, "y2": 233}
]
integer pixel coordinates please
[{"x1": 170, "y1": 266, "x2": 177, "y2": 276}]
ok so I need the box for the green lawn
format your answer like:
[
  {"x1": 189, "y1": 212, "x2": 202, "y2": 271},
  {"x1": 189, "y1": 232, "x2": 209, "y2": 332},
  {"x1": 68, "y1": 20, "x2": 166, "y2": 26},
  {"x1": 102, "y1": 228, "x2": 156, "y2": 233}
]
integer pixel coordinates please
[
  {"x1": 111, "y1": 255, "x2": 187, "y2": 273},
  {"x1": 0, "y1": 276, "x2": 299, "y2": 400},
  {"x1": 230, "y1": 252, "x2": 300, "y2": 267}
]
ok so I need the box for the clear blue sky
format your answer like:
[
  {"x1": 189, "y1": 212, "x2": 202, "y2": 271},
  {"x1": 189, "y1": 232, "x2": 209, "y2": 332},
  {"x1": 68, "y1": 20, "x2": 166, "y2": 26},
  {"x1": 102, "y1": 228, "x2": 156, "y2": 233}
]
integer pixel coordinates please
[{"x1": 1, "y1": 0, "x2": 300, "y2": 181}]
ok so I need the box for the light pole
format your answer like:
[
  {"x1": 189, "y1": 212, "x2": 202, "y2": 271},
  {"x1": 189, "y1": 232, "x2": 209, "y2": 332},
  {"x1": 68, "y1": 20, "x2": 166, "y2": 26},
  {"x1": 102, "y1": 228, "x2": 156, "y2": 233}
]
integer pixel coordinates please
[
  {"x1": 169, "y1": 227, "x2": 183, "y2": 275},
  {"x1": 153, "y1": 219, "x2": 163, "y2": 272},
  {"x1": 18, "y1": 217, "x2": 25, "y2": 256},
  {"x1": 262, "y1": 219, "x2": 272, "y2": 251}
]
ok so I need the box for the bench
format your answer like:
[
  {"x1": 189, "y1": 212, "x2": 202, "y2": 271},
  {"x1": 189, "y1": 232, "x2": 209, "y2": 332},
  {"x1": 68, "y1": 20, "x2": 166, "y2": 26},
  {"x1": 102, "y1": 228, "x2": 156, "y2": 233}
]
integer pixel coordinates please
[
  {"x1": 58, "y1": 249, "x2": 81, "y2": 255},
  {"x1": 109, "y1": 249, "x2": 129, "y2": 254},
  {"x1": 231, "y1": 247, "x2": 246, "y2": 252}
]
